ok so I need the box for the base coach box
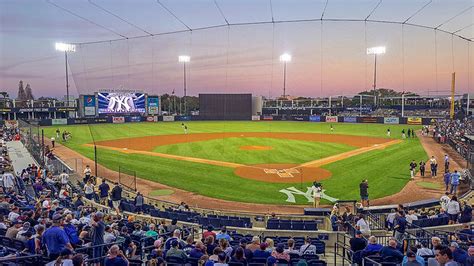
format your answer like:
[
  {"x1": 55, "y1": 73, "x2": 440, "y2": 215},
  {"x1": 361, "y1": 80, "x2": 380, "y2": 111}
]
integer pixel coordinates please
[{"x1": 304, "y1": 208, "x2": 331, "y2": 216}]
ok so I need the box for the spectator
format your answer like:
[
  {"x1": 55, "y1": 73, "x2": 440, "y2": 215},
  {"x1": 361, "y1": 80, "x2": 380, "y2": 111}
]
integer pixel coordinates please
[
  {"x1": 467, "y1": 246, "x2": 474, "y2": 265},
  {"x1": 299, "y1": 236, "x2": 317, "y2": 255},
  {"x1": 166, "y1": 240, "x2": 188, "y2": 261},
  {"x1": 356, "y1": 214, "x2": 371, "y2": 236},
  {"x1": 246, "y1": 236, "x2": 260, "y2": 252},
  {"x1": 459, "y1": 201, "x2": 472, "y2": 223},
  {"x1": 164, "y1": 229, "x2": 185, "y2": 250},
  {"x1": 265, "y1": 238, "x2": 274, "y2": 253},
  {"x1": 359, "y1": 179, "x2": 369, "y2": 207},
  {"x1": 231, "y1": 247, "x2": 248, "y2": 265},
  {"x1": 167, "y1": 219, "x2": 178, "y2": 233},
  {"x1": 416, "y1": 241, "x2": 434, "y2": 257},
  {"x1": 63, "y1": 215, "x2": 80, "y2": 247},
  {"x1": 379, "y1": 239, "x2": 403, "y2": 262},
  {"x1": 111, "y1": 183, "x2": 122, "y2": 214},
  {"x1": 104, "y1": 226, "x2": 116, "y2": 244},
  {"x1": 394, "y1": 211, "x2": 407, "y2": 242},
  {"x1": 232, "y1": 238, "x2": 253, "y2": 261},
  {"x1": 444, "y1": 170, "x2": 451, "y2": 191},
  {"x1": 271, "y1": 243, "x2": 289, "y2": 262},
  {"x1": 84, "y1": 180, "x2": 95, "y2": 200},
  {"x1": 216, "y1": 226, "x2": 231, "y2": 241},
  {"x1": 386, "y1": 209, "x2": 397, "y2": 230},
  {"x1": 363, "y1": 236, "x2": 382, "y2": 254},
  {"x1": 406, "y1": 210, "x2": 418, "y2": 224},
  {"x1": 285, "y1": 238, "x2": 300, "y2": 255},
  {"x1": 46, "y1": 248, "x2": 74, "y2": 266},
  {"x1": 450, "y1": 170, "x2": 460, "y2": 195},
  {"x1": 183, "y1": 235, "x2": 195, "y2": 254},
  {"x1": 440, "y1": 192, "x2": 451, "y2": 210},
  {"x1": 16, "y1": 222, "x2": 31, "y2": 241},
  {"x1": 104, "y1": 245, "x2": 129, "y2": 266},
  {"x1": 349, "y1": 231, "x2": 367, "y2": 252},
  {"x1": 205, "y1": 235, "x2": 217, "y2": 255},
  {"x1": 189, "y1": 240, "x2": 206, "y2": 258},
  {"x1": 446, "y1": 195, "x2": 460, "y2": 224},
  {"x1": 219, "y1": 238, "x2": 233, "y2": 257},
  {"x1": 435, "y1": 246, "x2": 457, "y2": 266},
  {"x1": 254, "y1": 243, "x2": 271, "y2": 259},
  {"x1": 202, "y1": 225, "x2": 216, "y2": 241},
  {"x1": 401, "y1": 246, "x2": 425, "y2": 266},
  {"x1": 59, "y1": 170, "x2": 69, "y2": 187},
  {"x1": 146, "y1": 223, "x2": 158, "y2": 239},
  {"x1": 457, "y1": 223, "x2": 474, "y2": 242},
  {"x1": 210, "y1": 247, "x2": 223, "y2": 262},
  {"x1": 134, "y1": 192, "x2": 144, "y2": 213},
  {"x1": 214, "y1": 252, "x2": 228, "y2": 266},
  {"x1": 34, "y1": 224, "x2": 45, "y2": 254},
  {"x1": 72, "y1": 254, "x2": 85, "y2": 266},
  {"x1": 98, "y1": 179, "x2": 110, "y2": 205},
  {"x1": 449, "y1": 242, "x2": 468, "y2": 265},
  {"x1": 91, "y1": 212, "x2": 106, "y2": 264},
  {"x1": 42, "y1": 213, "x2": 73, "y2": 260}
]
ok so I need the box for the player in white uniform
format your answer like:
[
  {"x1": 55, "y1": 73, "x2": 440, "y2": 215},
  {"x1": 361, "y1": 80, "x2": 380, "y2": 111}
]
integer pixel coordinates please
[{"x1": 311, "y1": 182, "x2": 322, "y2": 207}]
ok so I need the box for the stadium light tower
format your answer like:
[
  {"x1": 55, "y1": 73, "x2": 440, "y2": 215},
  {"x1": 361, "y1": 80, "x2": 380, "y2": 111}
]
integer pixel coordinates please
[
  {"x1": 279, "y1": 53, "x2": 291, "y2": 98},
  {"x1": 55, "y1": 42, "x2": 76, "y2": 107},
  {"x1": 178, "y1": 55, "x2": 190, "y2": 115},
  {"x1": 367, "y1": 46, "x2": 386, "y2": 106}
]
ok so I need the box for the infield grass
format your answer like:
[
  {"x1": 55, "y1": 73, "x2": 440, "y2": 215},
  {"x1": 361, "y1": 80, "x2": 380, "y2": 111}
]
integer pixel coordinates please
[{"x1": 43, "y1": 121, "x2": 427, "y2": 204}]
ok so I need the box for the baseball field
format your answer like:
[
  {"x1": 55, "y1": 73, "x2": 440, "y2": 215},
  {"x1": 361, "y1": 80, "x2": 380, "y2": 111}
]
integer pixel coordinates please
[{"x1": 43, "y1": 121, "x2": 427, "y2": 205}]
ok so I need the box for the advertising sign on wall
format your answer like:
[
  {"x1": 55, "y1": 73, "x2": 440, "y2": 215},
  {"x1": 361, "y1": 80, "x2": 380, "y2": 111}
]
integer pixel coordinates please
[
  {"x1": 129, "y1": 116, "x2": 142, "y2": 122},
  {"x1": 262, "y1": 116, "x2": 273, "y2": 121},
  {"x1": 343, "y1": 117, "x2": 357, "y2": 123},
  {"x1": 407, "y1": 117, "x2": 422, "y2": 125},
  {"x1": 52, "y1": 118, "x2": 68, "y2": 125},
  {"x1": 309, "y1": 115, "x2": 321, "y2": 122},
  {"x1": 162, "y1": 116, "x2": 175, "y2": 122},
  {"x1": 146, "y1": 116, "x2": 157, "y2": 122},
  {"x1": 83, "y1": 95, "x2": 96, "y2": 116},
  {"x1": 112, "y1": 116, "x2": 125, "y2": 124},
  {"x1": 360, "y1": 117, "x2": 378, "y2": 123},
  {"x1": 326, "y1": 116, "x2": 338, "y2": 123},
  {"x1": 251, "y1": 115, "x2": 261, "y2": 121},
  {"x1": 147, "y1": 96, "x2": 160, "y2": 115},
  {"x1": 384, "y1": 117, "x2": 400, "y2": 124}
]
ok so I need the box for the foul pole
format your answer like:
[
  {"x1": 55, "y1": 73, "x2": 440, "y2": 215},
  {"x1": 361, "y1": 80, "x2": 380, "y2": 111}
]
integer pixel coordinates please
[{"x1": 450, "y1": 72, "x2": 456, "y2": 119}]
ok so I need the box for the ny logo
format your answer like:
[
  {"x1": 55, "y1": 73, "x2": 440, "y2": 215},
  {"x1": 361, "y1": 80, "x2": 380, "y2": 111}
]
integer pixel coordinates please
[
  {"x1": 108, "y1": 96, "x2": 135, "y2": 112},
  {"x1": 279, "y1": 187, "x2": 339, "y2": 203}
]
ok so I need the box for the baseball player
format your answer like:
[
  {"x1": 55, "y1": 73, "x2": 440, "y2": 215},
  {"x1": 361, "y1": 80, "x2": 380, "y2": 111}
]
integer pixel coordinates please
[
  {"x1": 184, "y1": 125, "x2": 188, "y2": 134},
  {"x1": 387, "y1": 128, "x2": 391, "y2": 137},
  {"x1": 409, "y1": 160, "x2": 417, "y2": 180},
  {"x1": 430, "y1": 156, "x2": 438, "y2": 177},
  {"x1": 330, "y1": 125, "x2": 334, "y2": 132}
]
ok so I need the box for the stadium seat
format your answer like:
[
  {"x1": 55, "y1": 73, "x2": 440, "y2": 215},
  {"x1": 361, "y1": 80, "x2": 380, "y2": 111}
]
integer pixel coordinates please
[
  {"x1": 304, "y1": 221, "x2": 318, "y2": 231},
  {"x1": 166, "y1": 256, "x2": 186, "y2": 266},
  {"x1": 267, "y1": 219, "x2": 279, "y2": 229},
  {"x1": 186, "y1": 257, "x2": 200, "y2": 266},
  {"x1": 279, "y1": 220, "x2": 291, "y2": 230},
  {"x1": 292, "y1": 221, "x2": 304, "y2": 230}
]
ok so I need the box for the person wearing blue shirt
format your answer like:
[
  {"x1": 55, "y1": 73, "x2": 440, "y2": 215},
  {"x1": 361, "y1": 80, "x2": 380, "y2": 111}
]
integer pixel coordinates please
[
  {"x1": 253, "y1": 243, "x2": 271, "y2": 259},
  {"x1": 104, "y1": 245, "x2": 129, "y2": 266},
  {"x1": 450, "y1": 242, "x2": 468, "y2": 265},
  {"x1": 379, "y1": 239, "x2": 404, "y2": 263},
  {"x1": 91, "y1": 212, "x2": 106, "y2": 264},
  {"x1": 401, "y1": 247, "x2": 424, "y2": 265},
  {"x1": 42, "y1": 214, "x2": 73, "y2": 260},
  {"x1": 215, "y1": 227, "x2": 231, "y2": 241},
  {"x1": 450, "y1": 170, "x2": 460, "y2": 195},
  {"x1": 394, "y1": 211, "x2": 407, "y2": 243},
  {"x1": 363, "y1": 236, "x2": 383, "y2": 254},
  {"x1": 98, "y1": 180, "x2": 110, "y2": 205},
  {"x1": 443, "y1": 170, "x2": 451, "y2": 191}
]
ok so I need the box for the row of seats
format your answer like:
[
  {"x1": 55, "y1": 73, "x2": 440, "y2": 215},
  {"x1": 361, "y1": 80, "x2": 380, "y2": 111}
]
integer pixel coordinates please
[
  {"x1": 411, "y1": 216, "x2": 449, "y2": 228},
  {"x1": 267, "y1": 219, "x2": 318, "y2": 231}
]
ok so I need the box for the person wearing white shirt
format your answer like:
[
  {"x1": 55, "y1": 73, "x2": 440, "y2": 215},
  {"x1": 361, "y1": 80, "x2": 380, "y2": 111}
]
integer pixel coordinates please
[
  {"x1": 2, "y1": 172, "x2": 15, "y2": 190},
  {"x1": 440, "y1": 192, "x2": 451, "y2": 210},
  {"x1": 8, "y1": 208, "x2": 20, "y2": 222},
  {"x1": 83, "y1": 165, "x2": 92, "y2": 183},
  {"x1": 386, "y1": 209, "x2": 397, "y2": 230},
  {"x1": 42, "y1": 197, "x2": 51, "y2": 209},
  {"x1": 84, "y1": 181, "x2": 95, "y2": 200},
  {"x1": 311, "y1": 182, "x2": 322, "y2": 207},
  {"x1": 446, "y1": 196, "x2": 460, "y2": 225},
  {"x1": 405, "y1": 210, "x2": 418, "y2": 224},
  {"x1": 59, "y1": 170, "x2": 69, "y2": 186},
  {"x1": 356, "y1": 214, "x2": 371, "y2": 236}
]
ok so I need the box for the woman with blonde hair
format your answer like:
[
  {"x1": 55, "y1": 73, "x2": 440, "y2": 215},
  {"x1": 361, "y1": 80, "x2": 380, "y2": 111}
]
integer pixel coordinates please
[{"x1": 265, "y1": 238, "x2": 275, "y2": 252}]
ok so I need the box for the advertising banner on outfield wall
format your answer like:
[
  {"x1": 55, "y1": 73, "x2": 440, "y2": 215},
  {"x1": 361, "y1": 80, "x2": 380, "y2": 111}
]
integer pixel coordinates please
[
  {"x1": 309, "y1": 115, "x2": 321, "y2": 122},
  {"x1": 407, "y1": 117, "x2": 422, "y2": 125},
  {"x1": 343, "y1": 117, "x2": 357, "y2": 123},
  {"x1": 162, "y1": 116, "x2": 175, "y2": 122},
  {"x1": 251, "y1": 115, "x2": 260, "y2": 121},
  {"x1": 175, "y1": 116, "x2": 191, "y2": 121},
  {"x1": 146, "y1": 116, "x2": 158, "y2": 122},
  {"x1": 128, "y1": 116, "x2": 142, "y2": 122},
  {"x1": 292, "y1": 116, "x2": 309, "y2": 121},
  {"x1": 83, "y1": 95, "x2": 96, "y2": 116},
  {"x1": 112, "y1": 117, "x2": 125, "y2": 124},
  {"x1": 384, "y1": 117, "x2": 399, "y2": 124},
  {"x1": 262, "y1": 115, "x2": 273, "y2": 121},
  {"x1": 359, "y1": 117, "x2": 378, "y2": 123},
  {"x1": 326, "y1": 116, "x2": 338, "y2": 123},
  {"x1": 52, "y1": 118, "x2": 68, "y2": 125}
]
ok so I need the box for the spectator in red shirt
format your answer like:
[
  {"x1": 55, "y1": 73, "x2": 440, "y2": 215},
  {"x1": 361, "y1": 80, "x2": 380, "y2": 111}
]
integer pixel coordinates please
[{"x1": 202, "y1": 225, "x2": 216, "y2": 241}]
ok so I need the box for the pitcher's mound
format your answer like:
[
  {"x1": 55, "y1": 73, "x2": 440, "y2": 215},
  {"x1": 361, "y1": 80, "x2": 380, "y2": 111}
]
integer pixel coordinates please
[
  {"x1": 234, "y1": 164, "x2": 331, "y2": 183},
  {"x1": 240, "y1": 145, "x2": 273, "y2": 151}
]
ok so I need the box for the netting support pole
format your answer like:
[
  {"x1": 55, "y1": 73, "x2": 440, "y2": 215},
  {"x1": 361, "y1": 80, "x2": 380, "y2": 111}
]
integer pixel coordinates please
[
  {"x1": 94, "y1": 145, "x2": 98, "y2": 177},
  {"x1": 41, "y1": 129, "x2": 44, "y2": 167}
]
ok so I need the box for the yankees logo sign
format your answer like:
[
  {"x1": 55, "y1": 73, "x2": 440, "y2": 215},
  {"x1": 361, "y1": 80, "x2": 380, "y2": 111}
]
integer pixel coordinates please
[
  {"x1": 279, "y1": 187, "x2": 339, "y2": 203},
  {"x1": 98, "y1": 92, "x2": 146, "y2": 114}
]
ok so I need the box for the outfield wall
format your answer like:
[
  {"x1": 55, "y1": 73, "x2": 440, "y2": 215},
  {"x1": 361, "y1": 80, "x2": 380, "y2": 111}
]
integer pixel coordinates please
[{"x1": 36, "y1": 115, "x2": 439, "y2": 126}]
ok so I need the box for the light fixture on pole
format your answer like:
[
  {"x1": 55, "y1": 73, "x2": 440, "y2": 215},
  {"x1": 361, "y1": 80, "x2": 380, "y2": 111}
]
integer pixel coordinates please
[
  {"x1": 55, "y1": 42, "x2": 76, "y2": 107},
  {"x1": 279, "y1": 53, "x2": 291, "y2": 98},
  {"x1": 366, "y1": 46, "x2": 386, "y2": 106},
  {"x1": 178, "y1": 55, "x2": 190, "y2": 115}
]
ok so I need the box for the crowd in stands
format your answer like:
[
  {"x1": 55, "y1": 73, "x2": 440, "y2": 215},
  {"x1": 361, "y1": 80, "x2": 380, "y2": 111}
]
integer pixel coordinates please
[{"x1": 433, "y1": 119, "x2": 474, "y2": 160}]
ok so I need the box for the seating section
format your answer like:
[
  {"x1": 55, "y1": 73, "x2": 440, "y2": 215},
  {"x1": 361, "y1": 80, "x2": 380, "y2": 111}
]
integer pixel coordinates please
[
  {"x1": 266, "y1": 219, "x2": 318, "y2": 231},
  {"x1": 411, "y1": 216, "x2": 449, "y2": 227}
]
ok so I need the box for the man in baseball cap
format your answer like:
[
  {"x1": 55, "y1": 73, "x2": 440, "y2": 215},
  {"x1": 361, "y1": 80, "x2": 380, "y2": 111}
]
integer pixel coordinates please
[{"x1": 42, "y1": 212, "x2": 72, "y2": 260}]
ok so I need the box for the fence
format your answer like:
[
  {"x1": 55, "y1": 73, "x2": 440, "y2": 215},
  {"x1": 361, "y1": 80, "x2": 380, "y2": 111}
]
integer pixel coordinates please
[
  {"x1": 18, "y1": 119, "x2": 43, "y2": 165},
  {"x1": 118, "y1": 165, "x2": 137, "y2": 191}
]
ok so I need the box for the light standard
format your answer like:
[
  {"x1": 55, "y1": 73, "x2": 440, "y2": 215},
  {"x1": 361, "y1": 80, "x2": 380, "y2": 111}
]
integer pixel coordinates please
[
  {"x1": 279, "y1": 53, "x2": 291, "y2": 98},
  {"x1": 55, "y1": 42, "x2": 76, "y2": 107},
  {"x1": 178, "y1": 55, "x2": 190, "y2": 115},
  {"x1": 366, "y1": 46, "x2": 386, "y2": 106}
]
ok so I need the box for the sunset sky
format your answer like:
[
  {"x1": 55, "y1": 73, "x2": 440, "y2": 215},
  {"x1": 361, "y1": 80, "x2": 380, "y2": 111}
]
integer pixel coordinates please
[{"x1": 1, "y1": 0, "x2": 473, "y2": 99}]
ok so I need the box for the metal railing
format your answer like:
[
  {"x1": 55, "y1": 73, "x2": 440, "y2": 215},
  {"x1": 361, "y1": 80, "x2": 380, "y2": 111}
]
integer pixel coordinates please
[{"x1": 333, "y1": 232, "x2": 354, "y2": 266}]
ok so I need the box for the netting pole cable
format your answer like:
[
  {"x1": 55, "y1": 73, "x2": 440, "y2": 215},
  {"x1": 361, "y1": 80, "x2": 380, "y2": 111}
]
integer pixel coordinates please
[
  {"x1": 46, "y1": 0, "x2": 127, "y2": 38},
  {"x1": 127, "y1": 39, "x2": 131, "y2": 89},
  {"x1": 269, "y1": 0, "x2": 275, "y2": 23},
  {"x1": 434, "y1": 30, "x2": 438, "y2": 96},
  {"x1": 435, "y1": 6, "x2": 473, "y2": 30},
  {"x1": 402, "y1": 0, "x2": 432, "y2": 25},
  {"x1": 155, "y1": 0, "x2": 192, "y2": 31},
  {"x1": 88, "y1": 0, "x2": 153, "y2": 36},
  {"x1": 365, "y1": 0, "x2": 382, "y2": 21},
  {"x1": 401, "y1": 24, "x2": 405, "y2": 105},
  {"x1": 109, "y1": 41, "x2": 115, "y2": 88},
  {"x1": 213, "y1": 0, "x2": 230, "y2": 25},
  {"x1": 451, "y1": 34, "x2": 455, "y2": 74}
]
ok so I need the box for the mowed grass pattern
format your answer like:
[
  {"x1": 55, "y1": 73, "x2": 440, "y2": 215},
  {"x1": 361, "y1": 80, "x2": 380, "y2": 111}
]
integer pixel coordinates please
[
  {"x1": 42, "y1": 121, "x2": 427, "y2": 204},
  {"x1": 153, "y1": 137, "x2": 355, "y2": 164}
]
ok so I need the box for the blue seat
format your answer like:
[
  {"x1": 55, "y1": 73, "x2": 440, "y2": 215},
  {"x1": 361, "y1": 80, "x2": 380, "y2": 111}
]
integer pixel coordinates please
[
  {"x1": 267, "y1": 219, "x2": 279, "y2": 229},
  {"x1": 279, "y1": 220, "x2": 291, "y2": 230},
  {"x1": 292, "y1": 221, "x2": 304, "y2": 230},
  {"x1": 209, "y1": 217, "x2": 221, "y2": 228},
  {"x1": 304, "y1": 221, "x2": 318, "y2": 231},
  {"x1": 150, "y1": 209, "x2": 161, "y2": 218}
]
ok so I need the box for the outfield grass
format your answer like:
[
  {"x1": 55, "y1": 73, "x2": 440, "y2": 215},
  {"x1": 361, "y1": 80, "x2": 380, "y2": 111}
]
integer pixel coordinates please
[{"x1": 43, "y1": 121, "x2": 427, "y2": 204}]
